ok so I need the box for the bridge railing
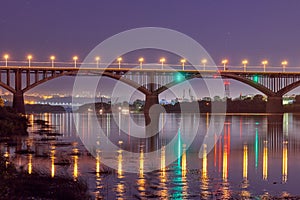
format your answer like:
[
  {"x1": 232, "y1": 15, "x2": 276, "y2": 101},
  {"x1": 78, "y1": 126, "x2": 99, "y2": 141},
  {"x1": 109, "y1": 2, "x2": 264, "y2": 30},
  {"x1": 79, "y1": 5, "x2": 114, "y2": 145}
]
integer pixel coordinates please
[{"x1": 1, "y1": 60, "x2": 300, "y2": 72}]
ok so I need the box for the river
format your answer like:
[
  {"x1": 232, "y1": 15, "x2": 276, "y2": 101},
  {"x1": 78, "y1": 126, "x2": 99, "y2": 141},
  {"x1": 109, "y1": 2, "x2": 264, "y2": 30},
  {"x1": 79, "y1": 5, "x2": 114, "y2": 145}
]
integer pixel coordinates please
[{"x1": 1, "y1": 112, "x2": 300, "y2": 199}]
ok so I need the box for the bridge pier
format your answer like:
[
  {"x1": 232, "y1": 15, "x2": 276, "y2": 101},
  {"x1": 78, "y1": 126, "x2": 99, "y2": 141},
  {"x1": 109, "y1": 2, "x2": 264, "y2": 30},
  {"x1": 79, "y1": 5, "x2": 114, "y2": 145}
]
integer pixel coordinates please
[
  {"x1": 13, "y1": 91, "x2": 25, "y2": 114},
  {"x1": 144, "y1": 94, "x2": 162, "y2": 137},
  {"x1": 12, "y1": 69, "x2": 25, "y2": 114},
  {"x1": 266, "y1": 96, "x2": 283, "y2": 113}
]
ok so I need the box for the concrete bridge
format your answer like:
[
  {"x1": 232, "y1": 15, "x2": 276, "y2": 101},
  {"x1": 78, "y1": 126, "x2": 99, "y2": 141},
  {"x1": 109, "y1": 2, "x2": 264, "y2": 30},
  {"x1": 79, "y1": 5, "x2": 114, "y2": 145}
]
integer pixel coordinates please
[{"x1": 1, "y1": 65, "x2": 300, "y2": 114}]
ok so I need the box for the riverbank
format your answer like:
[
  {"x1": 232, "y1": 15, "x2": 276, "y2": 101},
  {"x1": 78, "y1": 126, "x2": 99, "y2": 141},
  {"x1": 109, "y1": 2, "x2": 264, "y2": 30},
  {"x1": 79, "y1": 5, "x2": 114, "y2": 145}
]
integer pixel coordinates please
[{"x1": 0, "y1": 107, "x2": 28, "y2": 136}]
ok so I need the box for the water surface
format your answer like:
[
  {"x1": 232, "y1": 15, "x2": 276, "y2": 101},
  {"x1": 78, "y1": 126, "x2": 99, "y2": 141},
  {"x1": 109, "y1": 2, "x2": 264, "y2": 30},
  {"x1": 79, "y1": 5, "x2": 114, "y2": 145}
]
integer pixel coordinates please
[{"x1": 1, "y1": 112, "x2": 300, "y2": 199}]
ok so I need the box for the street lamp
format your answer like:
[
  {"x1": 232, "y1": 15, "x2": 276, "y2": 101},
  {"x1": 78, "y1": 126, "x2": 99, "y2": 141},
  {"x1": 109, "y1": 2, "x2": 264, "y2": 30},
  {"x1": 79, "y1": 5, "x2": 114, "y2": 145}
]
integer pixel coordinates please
[
  {"x1": 201, "y1": 59, "x2": 207, "y2": 71},
  {"x1": 3, "y1": 54, "x2": 9, "y2": 67},
  {"x1": 50, "y1": 56, "x2": 55, "y2": 68},
  {"x1": 180, "y1": 59, "x2": 186, "y2": 70},
  {"x1": 261, "y1": 60, "x2": 268, "y2": 72},
  {"x1": 117, "y1": 57, "x2": 122, "y2": 69},
  {"x1": 27, "y1": 55, "x2": 32, "y2": 67},
  {"x1": 242, "y1": 59, "x2": 248, "y2": 72},
  {"x1": 222, "y1": 59, "x2": 228, "y2": 71},
  {"x1": 95, "y1": 56, "x2": 100, "y2": 68},
  {"x1": 73, "y1": 56, "x2": 78, "y2": 68},
  {"x1": 281, "y1": 60, "x2": 288, "y2": 72},
  {"x1": 139, "y1": 57, "x2": 144, "y2": 69},
  {"x1": 160, "y1": 57, "x2": 165, "y2": 69}
]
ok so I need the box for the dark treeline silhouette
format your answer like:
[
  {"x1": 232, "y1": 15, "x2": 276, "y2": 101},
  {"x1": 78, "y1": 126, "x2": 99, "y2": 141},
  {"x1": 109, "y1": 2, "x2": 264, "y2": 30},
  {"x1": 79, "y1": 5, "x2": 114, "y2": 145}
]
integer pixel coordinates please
[{"x1": 0, "y1": 107, "x2": 28, "y2": 136}]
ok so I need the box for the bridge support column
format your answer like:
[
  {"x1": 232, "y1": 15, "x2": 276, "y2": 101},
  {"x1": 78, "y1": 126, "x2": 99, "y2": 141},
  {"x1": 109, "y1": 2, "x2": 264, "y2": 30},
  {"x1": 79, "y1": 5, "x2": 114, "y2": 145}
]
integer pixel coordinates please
[
  {"x1": 266, "y1": 96, "x2": 283, "y2": 113},
  {"x1": 13, "y1": 91, "x2": 25, "y2": 114},
  {"x1": 144, "y1": 94, "x2": 162, "y2": 137},
  {"x1": 12, "y1": 69, "x2": 25, "y2": 114}
]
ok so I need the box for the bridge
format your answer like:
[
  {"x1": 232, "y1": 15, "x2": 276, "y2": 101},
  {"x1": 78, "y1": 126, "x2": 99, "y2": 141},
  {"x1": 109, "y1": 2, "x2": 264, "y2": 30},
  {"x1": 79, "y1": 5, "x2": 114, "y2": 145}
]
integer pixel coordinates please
[{"x1": 1, "y1": 64, "x2": 300, "y2": 115}]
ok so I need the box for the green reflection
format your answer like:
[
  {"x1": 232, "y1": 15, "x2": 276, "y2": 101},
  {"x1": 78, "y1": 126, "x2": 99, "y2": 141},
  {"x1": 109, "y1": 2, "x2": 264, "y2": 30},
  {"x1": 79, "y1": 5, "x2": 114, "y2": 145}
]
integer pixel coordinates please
[
  {"x1": 255, "y1": 128, "x2": 259, "y2": 169},
  {"x1": 177, "y1": 128, "x2": 182, "y2": 166}
]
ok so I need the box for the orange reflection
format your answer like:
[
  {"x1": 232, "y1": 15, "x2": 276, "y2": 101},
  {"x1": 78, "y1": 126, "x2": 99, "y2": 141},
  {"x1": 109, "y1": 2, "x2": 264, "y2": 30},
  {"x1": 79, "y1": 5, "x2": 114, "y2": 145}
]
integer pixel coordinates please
[
  {"x1": 243, "y1": 144, "x2": 248, "y2": 180},
  {"x1": 222, "y1": 144, "x2": 228, "y2": 181},
  {"x1": 182, "y1": 144, "x2": 187, "y2": 177},
  {"x1": 50, "y1": 146, "x2": 56, "y2": 178},
  {"x1": 263, "y1": 140, "x2": 268, "y2": 180},
  {"x1": 4, "y1": 150, "x2": 10, "y2": 168},
  {"x1": 117, "y1": 149, "x2": 123, "y2": 178},
  {"x1": 282, "y1": 141, "x2": 288, "y2": 183},
  {"x1": 161, "y1": 146, "x2": 166, "y2": 177},
  {"x1": 139, "y1": 148, "x2": 144, "y2": 178},
  {"x1": 96, "y1": 150, "x2": 100, "y2": 178},
  {"x1": 222, "y1": 128, "x2": 229, "y2": 181},
  {"x1": 73, "y1": 148, "x2": 79, "y2": 179},
  {"x1": 200, "y1": 143, "x2": 211, "y2": 199},
  {"x1": 159, "y1": 145, "x2": 168, "y2": 198},
  {"x1": 202, "y1": 144, "x2": 207, "y2": 179},
  {"x1": 28, "y1": 154, "x2": 32, "y2": 174}
]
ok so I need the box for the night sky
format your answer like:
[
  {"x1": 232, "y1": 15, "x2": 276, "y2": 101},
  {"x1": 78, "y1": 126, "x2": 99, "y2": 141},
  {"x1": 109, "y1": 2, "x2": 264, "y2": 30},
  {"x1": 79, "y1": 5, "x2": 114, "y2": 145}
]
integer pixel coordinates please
[{"x1": 1, "y1": 1, "x2": 300, "y2": 98}]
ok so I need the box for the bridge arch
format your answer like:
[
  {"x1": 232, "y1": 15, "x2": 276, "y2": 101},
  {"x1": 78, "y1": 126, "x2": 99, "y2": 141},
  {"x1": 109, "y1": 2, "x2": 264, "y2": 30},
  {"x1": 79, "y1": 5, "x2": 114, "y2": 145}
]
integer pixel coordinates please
[
  {"x1": 23, "y1": 70, "x2": 151, "y2": 96},
  {"x1": 276, "y1": 79, "x2": 300, "y2": 96},
  {"x1": 220, "y1": 73, "x2": 276, "y2": 97},
  {"x1": 154, "y1": 73, "x2": 276, "y2": 97}
]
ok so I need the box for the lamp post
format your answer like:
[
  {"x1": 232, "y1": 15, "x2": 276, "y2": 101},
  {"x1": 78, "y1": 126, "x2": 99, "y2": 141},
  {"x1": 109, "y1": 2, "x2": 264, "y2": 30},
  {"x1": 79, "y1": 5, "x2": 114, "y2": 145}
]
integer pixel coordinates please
[
  {"x1": 95, "y1": 56, "x2": 100, "y2": 68},
  {"x1": 160, "y1": 58, "x2": 165, "y2": 69},
  {"x1": 4, "y1": 54, "x2": 9, "y2": 67},
  {"x1": 50, "y1": 56, "x2": 55, "y2": 68},
  {"x1": 27, "y1": 55, "x2": 32, "y2": 67},
  {"x1": 117, "y1": 57, "x2": 122, "y2": 69},
  {"x1": 222, "y1": 59, "x2": 228, "y2": 71},
  {"x1": 180, "y1": 59, "x2": 186, "y2": 70},
  {"x1": 201, "y1": 59, "x2": 207, "y2": 71},
  {"x1": 139, "y1": 57, "x2": 144, "y2": 69},
  {"x1": 261, "y1": 60, "x2": 268, "y2": 72},
  {"x1": 281, "y1": 60, "x2": 288, "y2": 72},
  {"x1": 242, "y1": 60, "x2": 248, "y2": 72},
  {"x1": 73, "y1": 56, "x2": 78, "y2": 68}
]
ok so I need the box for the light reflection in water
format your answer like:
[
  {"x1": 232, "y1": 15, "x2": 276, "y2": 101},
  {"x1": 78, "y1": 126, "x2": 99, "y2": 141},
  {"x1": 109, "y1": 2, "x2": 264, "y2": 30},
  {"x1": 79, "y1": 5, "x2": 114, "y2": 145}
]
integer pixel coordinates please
[
  {"x1": 50, "y1": 146, "x2": 56, "y2": 178},
  {"x1": 159, "y1": 145, "x2": 168, "y2": 198},
  {"x1": 137, "y1": 147, "x2": 146, "y2": 198},
  {"x1": 202, "y1": 144, "x2": 207, "y2": 178},
  {"x1": 4, "y1": 149, "x2": 10, "y2": 168},
  {"x1": 95, "y1": 149, "x2": 102, "y2": 199},
  {"x1": 73, "y1": 147, "x2": 79, "y2": 179},
  {"x1": 28, "y1": 154, "x2": 32, "y2": 174},
  {"x1": 282, "y1": 141, "x2": 288, "y2": 183},
  {"x1": 222, "y1": 128, "x2": 229, "y2": 181},
  {"x1": 243, "y1": 144, "x2": 248, "y2": 181},
  {"x1": 201, "y1": 143, "x2": 210, "y2": 199},
  {"x1": 96, "y1": 150, "x2": 100, "y2": 177},
  {"x1": 182, "y1": 144, "x2": 187, "y2": 177},
  {"x1": 117, "y1": 149, "x2": 123, "y2": 178},
  {"x1": 263, "y1": 140, "x2": 268, "y2": 180},
  {"x1": 139, "y1": 147, "x2": 144, "y2": 178},
  {"x1": 255, "y1": 128, "x2": 259, "y2": 170},
  {"x1": 181, "y1": 144, "x2": 188, "y2": 198},
  {"x1": 3, "y1": 113, "x2": 300, "y2": 198}
]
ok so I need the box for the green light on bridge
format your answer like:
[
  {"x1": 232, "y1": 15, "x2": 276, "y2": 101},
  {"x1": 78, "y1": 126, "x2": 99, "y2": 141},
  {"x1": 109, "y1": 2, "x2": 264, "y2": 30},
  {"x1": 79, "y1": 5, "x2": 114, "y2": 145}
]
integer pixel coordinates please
[
  {"x1": 253, "y1": 75, "x2": 259, "y2": 83},
  {"x1": 174, "y1": 72, "x2": 185, "y2": 82}
]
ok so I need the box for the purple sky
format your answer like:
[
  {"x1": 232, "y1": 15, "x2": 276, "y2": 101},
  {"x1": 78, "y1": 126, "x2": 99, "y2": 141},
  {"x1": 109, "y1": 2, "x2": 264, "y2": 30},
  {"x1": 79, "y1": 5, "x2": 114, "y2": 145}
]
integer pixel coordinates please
[{"x1": 1, "y1": 1, "x2": 300, "y2": 98}]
